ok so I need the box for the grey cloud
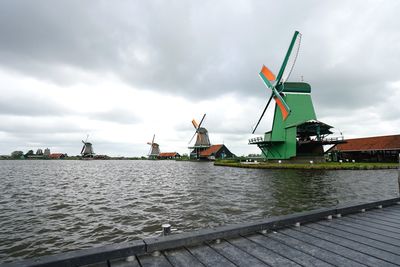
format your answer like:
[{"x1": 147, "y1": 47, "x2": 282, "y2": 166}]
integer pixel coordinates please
[
  {"x1": 3, "y1": 1, "x2": 381, "y2": 100},
  {"x1": 0, "y1": 95, "x2": 67, "y2": 117},
  {"x1": 88, "y1": 109, "x2": 140, "y2": 124},
  {"x1": 0, "y1": 115, "x2": 88, "y2": 134}
]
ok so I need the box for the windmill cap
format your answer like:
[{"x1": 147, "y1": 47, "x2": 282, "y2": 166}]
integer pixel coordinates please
[{"x1": 277, "y1": 82, "x2": 311, "y2": 93}]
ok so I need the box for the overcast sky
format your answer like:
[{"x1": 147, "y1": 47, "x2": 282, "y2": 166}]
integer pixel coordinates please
[{"x1": 0, "y1": 0, "x2": 399, "y2": 157}]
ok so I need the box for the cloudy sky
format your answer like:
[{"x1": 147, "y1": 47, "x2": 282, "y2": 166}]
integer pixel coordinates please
[{"x1": 0, "y1": 0, "x2": 399, "y2": 157}]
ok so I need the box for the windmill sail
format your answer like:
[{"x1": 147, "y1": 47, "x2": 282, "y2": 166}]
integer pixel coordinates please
[
  {"x1": 192, "y1": 119, "x2": 199, "y2": 129},
  {"x1": 252, "y1": 31, "x2": 302, "y2": 133},
  {"x1": 276, "y1": 31, "x2": 302, "y2": 85}
]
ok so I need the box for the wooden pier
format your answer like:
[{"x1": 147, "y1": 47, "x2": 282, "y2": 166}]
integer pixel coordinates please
[{"x1": 2, "y1": 197, "x2": 400, "y2": 267}]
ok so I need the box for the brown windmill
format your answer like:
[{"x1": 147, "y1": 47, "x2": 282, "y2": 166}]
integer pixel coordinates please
[{"x1": 188, "y1": 114, "x2": 211, "y2": 159}]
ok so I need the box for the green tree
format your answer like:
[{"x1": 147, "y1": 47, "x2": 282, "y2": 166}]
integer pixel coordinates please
[{"x1": 11, "y1": 151, "x2": 23, "y2": 159}]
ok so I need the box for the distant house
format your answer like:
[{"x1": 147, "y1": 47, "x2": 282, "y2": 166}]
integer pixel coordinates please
[
  {"x1": 48, "y1": 153, "x2": 66, "y2": 159},
  {"x1": 328, "y1": 134, "x2": 400, "y2": 162},
  {"x1": 199, "y1": 144, "x2": 235, "y2": 160},
  {"x1": 158, "y1": 152, "x2": 180, "y2": 159}
]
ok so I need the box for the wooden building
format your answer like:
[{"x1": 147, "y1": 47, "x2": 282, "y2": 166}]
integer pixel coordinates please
[
  {"x1": 158, "y1": 152, "x2": 180, "y2": 159},
  {"x1": 198, "y1": 144, "x2": 235, "y2": 160},
  {"x1": 328, "y1": 134, "x2": 400, "y2": 162},
  {"x1": 48, "y1": 153, "x2": 66, "y2": 159}
]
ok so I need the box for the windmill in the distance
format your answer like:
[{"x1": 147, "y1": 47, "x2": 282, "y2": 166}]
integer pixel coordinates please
[
  {"x1": 249, "y1": 31, "x2": 344, "y2": 162},
  {"x1": 81, "y1": 135, "x2": 95, "y2": 158},
  {"x1": 188, "y1": 113, "x2": 211, "y2": 159},
  {"x1": 147, "y1": 134, "x2": 160, "y2": 159}
]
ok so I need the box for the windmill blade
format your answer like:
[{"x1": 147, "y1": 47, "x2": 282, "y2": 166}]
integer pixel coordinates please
[
  {"x1": 271, "y1": 87, "x2": 291, "y2": 120},
  {"x1": 197, "y1": 113, "x2": 206, "y2": 129},
  {"x1": 252, "y1": 93, "x2": 273, "y2": 134},
  {"x1": 81, "y1": 145, "x2": 85, "y2": 154},
  {"x1": 151, "y1": 134, "x2": 155, "y2": 144},
  {"x1": 259, "y1": 65, "x2": 276, "y2": 85},
  {"x1": 82, "y1": 140, "x2": 86, "y2": 144},
  {"x1": 275, "y1": 31, "x2": 302, "y2": 87},
  {"x1": 192, "y1": 119, "x2": 199, "y2": 129},
  {"x1": 259, "y1": 66, "x2": 275, "y2": 91},
  {"x1": 188, "y1": 131, "x2": 197, "y2": 144},
  {"x1": 147, "y1": 142, "x2": 152, "y2": 145}
]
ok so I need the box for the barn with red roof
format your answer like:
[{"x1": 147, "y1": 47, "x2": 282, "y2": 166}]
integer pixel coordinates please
[
  {"x1": 328, "y1": 134, "x2": 400, "y2": 162},
  {"x1": 158, "y1": 152, "x2": 180, "y2": 159},
  {"x1": 198, "y1": 144, "x2": 235, "y2": 160}
]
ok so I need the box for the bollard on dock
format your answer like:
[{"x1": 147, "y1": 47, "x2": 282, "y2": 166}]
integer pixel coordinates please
[{"x1": 162, "y1": 224, "x2": 171, "y2": 236}]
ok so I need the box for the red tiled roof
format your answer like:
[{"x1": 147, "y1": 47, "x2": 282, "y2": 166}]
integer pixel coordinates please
[
  {"x1": 200, "y1": 144, "x2": 223, "y2": 157},
  {"x1": 49, "y1": 153, "x2": 65, "y2": 159},
  {"x1": 333, "y1": 135, "x2": 400, "y2": 152},
  {"x1": 159, "y1": 152, "x2": 179, "y2": 157}
]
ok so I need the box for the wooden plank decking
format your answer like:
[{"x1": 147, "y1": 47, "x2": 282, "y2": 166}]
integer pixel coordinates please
[{"x1": 2, "y1": 198, "x2": 400, "y2": 267}]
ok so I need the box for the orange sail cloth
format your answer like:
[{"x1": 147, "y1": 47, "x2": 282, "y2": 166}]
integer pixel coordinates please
[
  {"x1": 274, "y1": 96, "x2": 289, "y2": 120},
  {"x1": 192, "y1": 119, "x2": 199, "y2": 129},
  {"x1": 260, "y1": 65, "x2": 276, "y2": 82}
]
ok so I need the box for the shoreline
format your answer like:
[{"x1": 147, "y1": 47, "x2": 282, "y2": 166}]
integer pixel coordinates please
[{"x1": 214, "y1": 161, "x2": 398, "y2": 170}]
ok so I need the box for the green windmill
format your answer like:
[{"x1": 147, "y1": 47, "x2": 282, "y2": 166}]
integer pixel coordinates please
[{"x1": 249, "y1": 31, "x2": 344, "y2": 162}]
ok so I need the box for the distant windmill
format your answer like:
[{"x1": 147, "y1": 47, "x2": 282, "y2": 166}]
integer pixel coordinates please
[
  {"x1": 188, "y1": 114, "x2": 211, "y2": 159},
  {"x1": 81, "y1": 135, "x2": 94, "y2": 158},
  {"x1": 147, "y1": 134, "x2": 160, "y2": 159}
]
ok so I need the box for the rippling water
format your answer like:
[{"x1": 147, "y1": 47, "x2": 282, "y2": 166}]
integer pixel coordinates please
[{"x1": 0, "y1": 160, "x2": 398, "y2": 263}]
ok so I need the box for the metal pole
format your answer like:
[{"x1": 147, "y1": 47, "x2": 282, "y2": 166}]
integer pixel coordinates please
[{"x1": 162, "y1": 224, "x2": 171, "y2": 236}]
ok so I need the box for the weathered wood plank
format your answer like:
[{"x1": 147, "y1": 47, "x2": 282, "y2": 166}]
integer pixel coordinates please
[
  {"x1": 300, "y1": 225, "x2": 400, "y2": 265},
  {"x1": 83, "y1": 262, "x2": 108, "y2": 267},
  {"x1": 163, "y1": 248, "x2": 205, "y2": 267},
  {"x1": 311, "y1": 222, "x2": 400, "y2": 255},
  {"x1": 186, "y1": 244, "x2": 236, "y2": 267},
  {"x1": 247, "y1": 232, "x2": 333, "y2": 267},
  {"x1": 229, "y1": 235, "x2": 301, "y2": 267},
  {"x1": 327, "y1": 218, "x2": 400, "y2": 246},
  {"x1": 283, "y1": 228, "x2": 397, "y2": 267},
  {"x1": 340, "y1": 217, "x2": 400, "y2": 238},
  {"x1": 348, "y1": 213, "x2": 400, "y2": 229},
  {"x1": 376, "y1": 204, "x2": 400, "y2": 212},
  {"x1": 371, "y1": 210, "x2": 400, "y2": 220},
  {"x1": 109, "y1": 256, "x2": 140, "y2": 267},
  {"x1": 208, "y1": 239, "x2": 268, "y2": 267},
  {"x1": 268, "y1": 231, "x2": 366, "y2": 267},
  {"x1": 137, "y1": 253, "x2": 172, "y2": 267}
]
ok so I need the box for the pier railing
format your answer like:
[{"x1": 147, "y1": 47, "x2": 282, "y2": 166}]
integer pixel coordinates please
[{"x1": 248, "y1": 137, "x2": 263, "y2": 144}]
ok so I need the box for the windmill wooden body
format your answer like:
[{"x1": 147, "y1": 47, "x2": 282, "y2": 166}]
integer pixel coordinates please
[
  {"x1": 249, "y1": 31, "x2": 344, "y2": 162},
  {"x1": 81, "y1": 136, "x2": 95, "y2": 158},
  {"x1": 147, "y1": 134, "x2": 160, "y2": 159},
  {"x1": 188, "y1": 114, "x2": 211, "y2": 159}
]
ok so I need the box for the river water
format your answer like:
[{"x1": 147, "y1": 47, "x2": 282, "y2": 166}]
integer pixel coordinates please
[{"x1": 0, "y1": 160, "x2": 398, "y2": 263}]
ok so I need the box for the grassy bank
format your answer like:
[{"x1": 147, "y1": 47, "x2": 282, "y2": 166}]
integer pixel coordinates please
[{"x1": 214, "y1": 161, "x2": 398, "y2": 170}]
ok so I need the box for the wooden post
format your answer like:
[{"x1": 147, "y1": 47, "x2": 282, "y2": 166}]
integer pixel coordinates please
[{"x1": 398, "y1": 153, "x2": 400, "y2": 195}]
